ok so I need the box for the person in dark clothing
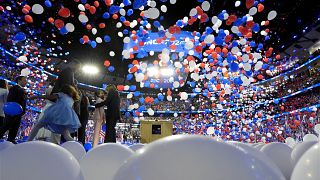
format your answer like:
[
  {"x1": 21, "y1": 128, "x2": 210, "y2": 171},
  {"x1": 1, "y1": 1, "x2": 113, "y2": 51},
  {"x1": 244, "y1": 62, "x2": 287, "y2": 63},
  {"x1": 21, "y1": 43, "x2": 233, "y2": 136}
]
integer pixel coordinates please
[
  {"x1": 95, "y1": 84, "x2": 121, "y2": 143},
  {"x1": 0, "y1": 79, "x2": 9, "y2": 127},
  {"x1": 0, "y1": 76, "x2": 27, "y2": 143},
  {"x1": 77, "y1": 90, "x2": 89, "y2": 144},
  {"x1": 50, "y1": 60, "x2": 81, "y2": 144}
]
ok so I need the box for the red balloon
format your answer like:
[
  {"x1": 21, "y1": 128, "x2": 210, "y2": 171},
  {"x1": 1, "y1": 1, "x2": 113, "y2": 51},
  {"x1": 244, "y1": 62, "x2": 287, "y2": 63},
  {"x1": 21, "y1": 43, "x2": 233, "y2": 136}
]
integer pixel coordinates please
[
  {"x1": 94, "y1": 1, "x2": 100, "y2": 7},
  {"x1": 257, "y1": 4, "x2": 264, "y2": 12},
  {"x1": 104, "y1": 60, "x2": 110, "y2": 67},
  {"x1": 83, "y1": 35, "x2": 89, "y2": 43},
  {"x1": 48, "y1": 17, "x2": 54, "y2": 23},
  {"x1": 89, "y1": 6, "x2": 96, "y2": 14},
  {"x1": 117, "y1": 85, "x2": 124, "y2": 91},
  {"x1": 105, "y1": 0, "x2": 112, "y2": 6},
  {"x1": 22, "y1": 8, "x2": 29, "y2": 14},
  {"x1": 24, "y1": 15, "x2": 33, "y2": 23},
  {"x1": 24, "y1": 5, "x2": 31, "y2": 11},
  {"x1": 54, "y1": 19, "x2": 64, "y2": 29},
  {"x1": 58, "y1": 8, "x2": 71, "y2": 18},
  {"x1": 99, "y1": 23, "x2": 106, "y2": 29},
  {"x1": 246, "y1": 0, "x2": 254, "y2": 9}
]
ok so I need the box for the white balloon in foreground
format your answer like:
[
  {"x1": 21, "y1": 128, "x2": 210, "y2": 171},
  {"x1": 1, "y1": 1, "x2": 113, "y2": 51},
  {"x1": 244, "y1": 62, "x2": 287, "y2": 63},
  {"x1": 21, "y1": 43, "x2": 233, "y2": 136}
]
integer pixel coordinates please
[
  {"x1": 113, "y1": 135, "x2": 286, "y2": 180},
  {"x1": 291, "y1": 142, "x2": 320, "y2": 180}
]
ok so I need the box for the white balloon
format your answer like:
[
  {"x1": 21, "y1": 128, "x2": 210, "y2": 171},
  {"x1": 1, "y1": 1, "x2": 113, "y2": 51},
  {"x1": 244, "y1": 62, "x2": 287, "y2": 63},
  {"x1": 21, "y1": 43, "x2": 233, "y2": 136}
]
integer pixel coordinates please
[
  {"x1": 0, "y1": 141, "x2": 14, "y2": 152},
  {"x1": 0, "y1": 141, "x2": 83, "y2": 180},
  {"x1": 147, "y1": 108, "x2": 154, "y2": 116},
  {"x1": 169, "y1": 0, "x2": 176, "y2": 4},
  {"x1": 80, "y1": 143, "x2": 134, "y2": 180},
  {"x1": 65, "y1": 23, "x2": 75, "y2": 32},
  {"x1": 61, "y1": 141, "x2": 86, "y2": 162},
  {"x1": 21, "y1": 68, "x2": 31, "y2": 76},
  {"x1": 249, "y1": 7, "x2": 257, "y2": 16},
  {"x1": 96, "y1": 37, "x2": 102, "y2": 43},
  {"x1": 127, "y1": 93, "x2": 133, "y2": 99},
  {"x1": 189, "y1": 8, "x2": 197, "y2": 16},
  {"x1": 160, "y1": 5, "x2": 167, "y2": 13},
  {"x1": 18, "y1": 56, "x2": 28, "y2": 62},
  {"x1": 173, "y1": 81, "x2": 180, "y2": 88},
  {"x1": 261, "y1": 143, "x2": 293, "y2": 180},
  {"x1": 314, "y1": 124, "x2": 320, "y2": 134},
  {"x1": 204, "y1": 34, "x2": 215, "y2": 44},
  {"x1": 123, "y1": 37, "x2": 130, "y2": 43},
  {"x1": 79, "y1": 14, "x2": 89, "y2": 23},
  {"x1": 110, "y1": 51, "x2": 115, "y2": 57},
  {"x1": 32, "y1": 4, "x2": 44, "y2": 14},
  {"x1": 255, "y1": 143, "x2": 265, "y2": 150},
  {"x1": 206, "y1": 127, "x2": 215, "y2": 135},
  {"x1": 303, "y1": 134, "x2": 318, "y2": 142},
  {"x1": 229, "y1": 141, "x2": 286, "y2": 179},
  {"x1": 267, "y1": 10, "x2": 277, "y2": 20},
  {"x1": 113, "y1": 135, "x2": 287, "y2": 180},
  {"x1": 201, "y1": 1, "x2": 210, "y2": 11},
  {"x1": 291, "y1": 142, "x2": 320, "y2": 180},
  {"x1": 90, "y1": 27, "x2": 97, "y2": 35},
  {"x1": 235, "y1": 1, "x2": 241, "y2": 7},
  {"x1": 180, "y1": 92, "x2": 188, "y2": 100},
  {"x1": 167, "y1": 95, "x2": 172, "y2": 101},
  {"x1": 78, "y1": 4, "x2": 85, "y2": 11},
  {"x1": 145, "y1": 8, "x2": 160, "y2": 19},
  {"x1": 129, "y1": 144, "x2": 145, "y2": 152},
  {"x1": 291, "y1": 141, "x2": 318, "y2": 166}
]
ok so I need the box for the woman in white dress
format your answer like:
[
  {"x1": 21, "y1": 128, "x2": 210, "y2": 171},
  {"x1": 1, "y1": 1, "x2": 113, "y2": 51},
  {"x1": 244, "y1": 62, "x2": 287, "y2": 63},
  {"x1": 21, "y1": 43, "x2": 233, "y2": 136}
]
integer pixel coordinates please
[{"x1": 92, "y1": 91, "x2": 106, "y2": 147}]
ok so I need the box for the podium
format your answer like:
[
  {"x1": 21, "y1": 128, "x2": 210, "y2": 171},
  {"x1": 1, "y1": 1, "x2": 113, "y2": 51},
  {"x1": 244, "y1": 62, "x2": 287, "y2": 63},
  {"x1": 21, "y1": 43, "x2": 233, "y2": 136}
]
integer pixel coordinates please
[{"x1": 140, "y1": 120, "x2": 173, "y2": 143}]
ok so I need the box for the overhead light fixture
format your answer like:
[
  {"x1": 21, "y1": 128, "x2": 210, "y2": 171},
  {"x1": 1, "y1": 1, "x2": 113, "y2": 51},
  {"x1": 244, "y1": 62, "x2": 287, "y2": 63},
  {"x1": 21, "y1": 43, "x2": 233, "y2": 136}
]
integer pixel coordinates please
[
  {"x1": 82, "y1": 64, "x2": 99, "y2": 75},
  {"x1": 160, "y1": 68, "x2": 174, "y2": 77}
]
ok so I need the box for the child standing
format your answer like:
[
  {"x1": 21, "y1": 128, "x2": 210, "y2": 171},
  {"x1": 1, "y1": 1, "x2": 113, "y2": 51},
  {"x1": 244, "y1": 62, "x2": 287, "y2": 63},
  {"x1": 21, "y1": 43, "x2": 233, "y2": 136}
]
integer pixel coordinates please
[{"x1": 28, "y1": 85, "x2": 81, "y2": 141}]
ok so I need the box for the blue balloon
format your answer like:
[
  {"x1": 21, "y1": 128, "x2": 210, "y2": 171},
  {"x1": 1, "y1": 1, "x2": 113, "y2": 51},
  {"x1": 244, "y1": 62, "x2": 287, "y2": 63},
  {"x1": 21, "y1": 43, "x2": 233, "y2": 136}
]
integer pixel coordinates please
[
  {"x1": 90, "y1": 41, "x2": 97, "y2": 48},
  {"x1": 104, "y1": 35, "x2": 111, "y2": 42},
  {"x1": 129, "y1": 85, "x2": 136, "y2": 91},
  {"x1": 133, "y1": 0, "x2": 147, "y2": 9},
  {"x1": 134, "y1": 91, "x2": 140, "y2": 97},
  {"x1": 108, "y1": 66, "x2": 115, "y2": 72},
  {"x1": 158, "y1": 93, "x2": 164, "y2": 101},
  {"x1": 230, "y1": 62, "x2": 239, "y2": 72},
  {"x1": 126, "y1": 74, "x2": 133, "y2": 80},
  {"x1": 84, "y1": 143, "x2": 92, "y2": 152},
  {"x1": 123, "y1": 0, "x2": 132, "y2": 6},
  {"x1": 103, "y1": 12, "x2": 110, "y2": 19},
  {"x1": 127, "y1": 9, "x2": 133, "y2": 16},
  {"x1": 3, "y1": 102, "x2": 23, "y2": 116},
  {"x1": 109, "y1": 5, "x2": 120, "y2": 14},
  {"x1": 13, "y1": 32, "x2": 26, "y2": 42},
  {"x1": 44, "y1": 0, "x2": 52, "y2": 7}
]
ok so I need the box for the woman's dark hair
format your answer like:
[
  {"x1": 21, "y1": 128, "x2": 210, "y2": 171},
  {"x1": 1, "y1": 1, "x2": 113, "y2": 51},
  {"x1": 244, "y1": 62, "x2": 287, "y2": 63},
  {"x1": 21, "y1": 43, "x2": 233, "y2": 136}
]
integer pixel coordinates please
[
  {"x1": 15, "y1": 76, "x2": 25, "y2": 83},
  {"x1": 0, "y1": 79, "x2": 8, "y2": 89},
  {"x1": 61, "y1": 85, "x2": 80, "y2": 101}
]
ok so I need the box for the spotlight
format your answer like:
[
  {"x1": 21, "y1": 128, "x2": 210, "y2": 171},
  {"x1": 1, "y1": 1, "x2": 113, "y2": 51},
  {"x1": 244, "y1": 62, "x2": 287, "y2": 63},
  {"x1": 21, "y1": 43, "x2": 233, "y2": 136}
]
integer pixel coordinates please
[
  {"x1": 147, "y1": 67, "x2": 159, "y2": 77},
  {"x1": 82, "y1": 65, "x2": 99, "y2": 75},
  {"x1": 160, "y1": 68, "x2": 174, "y2": 77}
]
